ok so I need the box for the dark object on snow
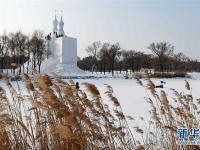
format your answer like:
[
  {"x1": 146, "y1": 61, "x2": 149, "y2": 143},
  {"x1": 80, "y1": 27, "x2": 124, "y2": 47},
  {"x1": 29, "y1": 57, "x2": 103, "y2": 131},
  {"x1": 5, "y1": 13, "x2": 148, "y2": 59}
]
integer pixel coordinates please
[
  {"x1": 155, "y1": 84, "x2": 164, "y2": 88},
  {"x1": 123, "y1": 74, "x2": 129, "y2": 79},
  {"x1": 76, "y1": 82, "x2": 80, "y2": 90},
  {"x1": 153, "y1": 81, "x2": 166, "y2": 88},
  {"x1": 161, "y1": 81, "x2": 166, "y2": 84}
]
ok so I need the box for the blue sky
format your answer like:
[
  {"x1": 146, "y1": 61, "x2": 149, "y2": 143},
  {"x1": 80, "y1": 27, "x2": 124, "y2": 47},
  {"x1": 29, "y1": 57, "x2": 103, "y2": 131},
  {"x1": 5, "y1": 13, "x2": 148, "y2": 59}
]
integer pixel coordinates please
[{"x1": 0, "y1": 0, "x2": 200, "y2": 59}]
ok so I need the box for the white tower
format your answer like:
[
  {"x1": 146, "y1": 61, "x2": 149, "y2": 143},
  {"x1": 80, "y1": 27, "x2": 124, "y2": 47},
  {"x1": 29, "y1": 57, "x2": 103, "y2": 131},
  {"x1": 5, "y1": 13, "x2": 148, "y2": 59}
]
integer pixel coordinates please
[
  {"x1": 41, "y1": 14, "x2": 85, "y2": 75},
  {"x1": 52, "y1": 15, "x2": 58, "y2": 34},
  {"x1": 58, "y1": 16, "x2": 65, "y2": 36}
]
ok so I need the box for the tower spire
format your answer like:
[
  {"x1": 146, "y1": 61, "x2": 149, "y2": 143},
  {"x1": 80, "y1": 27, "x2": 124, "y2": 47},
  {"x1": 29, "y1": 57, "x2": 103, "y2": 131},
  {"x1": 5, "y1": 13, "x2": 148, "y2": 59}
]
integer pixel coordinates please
[
  {"x1": 53, "y1": 10, "x2": 58, "y2": 34},
  {"x1": 61, "y1": 10, "x2": 63, "y2": 18},
  {"x1": 58, "y1": 10, "x2": 64, "y2": 36}
]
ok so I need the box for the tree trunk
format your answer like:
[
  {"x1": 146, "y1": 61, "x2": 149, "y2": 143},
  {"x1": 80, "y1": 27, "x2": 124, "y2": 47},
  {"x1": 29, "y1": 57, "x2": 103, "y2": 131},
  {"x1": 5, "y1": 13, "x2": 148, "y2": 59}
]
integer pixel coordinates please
[
  {"x1": 120, "y1": 63, "x2": 121, "y2": 74},
  {"x1": 38, "y1": 64, "x2": 41, "y2": 73},
  {"x1": 103, "y1": 59, "x2": 106, "y2": 75},
  {"x1": 111, "y1": 60, "x2": 114, "y2": 76},
  {"x1": 1, "y1": 52, "x2": 4, "y2": 70},
  {"x1": 100, "y1": 61, "x2": 102, "y2": 74},
  {"x1": 27, "y1": 61, "x2": 29, "y2": 74}
]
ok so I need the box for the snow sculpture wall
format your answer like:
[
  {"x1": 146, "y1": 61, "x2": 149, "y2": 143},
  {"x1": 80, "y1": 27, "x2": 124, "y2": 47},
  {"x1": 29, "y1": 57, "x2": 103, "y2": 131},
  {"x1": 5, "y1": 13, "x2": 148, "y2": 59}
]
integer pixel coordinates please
[{"x1": 56, "y1": 36, "x2": 77, "y2": 65}]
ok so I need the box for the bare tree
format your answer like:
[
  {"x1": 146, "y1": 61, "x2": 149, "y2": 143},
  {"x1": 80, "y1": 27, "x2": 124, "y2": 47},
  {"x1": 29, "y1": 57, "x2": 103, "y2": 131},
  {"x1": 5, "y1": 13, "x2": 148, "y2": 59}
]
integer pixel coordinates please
[
  {"x1": 148, "y1": 42, "x2": 174, "y2": 71},
  {"x1": 12, "y1": 31, "x2": 28, "y2": 74},
  {"x1": 25, "y1": 37, "x2": 32, "y2": 74},
  {"x1": 8, "y1": 33, "x2": 17, "y2": 75},
  {"x1": 98, "y1": 43, "x2": 110, "y2": 75},
  {"x1": 0, "y1": 33, "x2": 9, "y2": 73},
  {"x1": 0, "y1": 36, "x2": 4, "y2": 73},
  {"x1": 30, "y1": 30, "x2": 46, "y2": 73},
  {"x1": 121, "y1": 50, "x2": 135, "y2": 72},
  {"x1": 106, "y1": 43, "x2": 121, "y2": 76},
  {"x1": 85, "y1": 41, "x2": 102, "y2": 73}
]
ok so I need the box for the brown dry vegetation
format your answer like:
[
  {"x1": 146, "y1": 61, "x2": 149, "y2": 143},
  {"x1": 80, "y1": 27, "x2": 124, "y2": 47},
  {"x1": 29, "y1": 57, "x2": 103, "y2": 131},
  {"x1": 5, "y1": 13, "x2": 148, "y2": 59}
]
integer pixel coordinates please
[
  {"x1": 0, "y1": 72, "x2": 199, "y2": 150},
  {"x1": 0, "y1": 74, "x2": 136, "y2": 150},
  {"x1": 133, "y1": 70, "x2": 200, "y2": 150},
  {"x1": 152, "y1": 71, "x2": 187, "y2": 78},
  {"x1": 134, "y1": 71, "x2": 187, "y2": 79}
]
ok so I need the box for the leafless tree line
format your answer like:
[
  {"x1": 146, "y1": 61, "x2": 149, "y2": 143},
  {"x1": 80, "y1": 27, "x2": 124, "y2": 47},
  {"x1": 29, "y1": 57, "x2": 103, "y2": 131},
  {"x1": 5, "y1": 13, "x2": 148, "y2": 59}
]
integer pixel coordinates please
[
  {"x1": 0, "y1": 31, "x2": 198, "y2": 77},
  {"x1": 79, "y1": 42, "x2": 121, "y2": 76},
  {"x1": 0, "y1": 30, "x2": 47, "y2": 75},
  {"x1": 78, "y1": 41, "x2": 200, "y2": 75}
]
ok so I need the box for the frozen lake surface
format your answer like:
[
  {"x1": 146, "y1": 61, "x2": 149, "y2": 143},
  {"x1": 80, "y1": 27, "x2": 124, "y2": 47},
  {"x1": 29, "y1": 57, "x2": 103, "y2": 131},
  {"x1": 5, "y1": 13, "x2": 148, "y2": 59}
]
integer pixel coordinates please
[{"x1": 2, "y1": 75, "x2": 200, "y2": 140}]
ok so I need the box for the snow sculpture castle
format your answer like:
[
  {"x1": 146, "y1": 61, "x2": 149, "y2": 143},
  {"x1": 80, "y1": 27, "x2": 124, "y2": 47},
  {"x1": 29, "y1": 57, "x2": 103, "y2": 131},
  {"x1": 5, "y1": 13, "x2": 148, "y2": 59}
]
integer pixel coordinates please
[{"x1": 41, "y1": 15, "x2": 84, "y2": 75}]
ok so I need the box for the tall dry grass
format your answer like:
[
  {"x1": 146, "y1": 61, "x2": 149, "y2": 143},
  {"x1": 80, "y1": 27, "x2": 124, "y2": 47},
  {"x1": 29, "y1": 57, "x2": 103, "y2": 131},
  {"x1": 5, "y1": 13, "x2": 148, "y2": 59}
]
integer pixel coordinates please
[
  {"x1": 0, "y1": 74, "x2": 136, "y2": 150},
  {"x1": 0, "y1": 71, "x2": 199, "y2": 149},
  {"x1": 133, "y1": 70, "x2": 200, "y2": 150},
  {"x1": 134, "y1": 71, "x2": 187, "y2": 79}
]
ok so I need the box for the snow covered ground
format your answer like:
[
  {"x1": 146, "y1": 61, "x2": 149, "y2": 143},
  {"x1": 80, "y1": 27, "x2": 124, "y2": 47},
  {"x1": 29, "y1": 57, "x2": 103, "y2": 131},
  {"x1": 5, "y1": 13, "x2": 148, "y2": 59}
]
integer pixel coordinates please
[
  {"x1": 73, "y1": 77, "x2": 198, "y2": 118},
  {"x1": 72, "y1": 77, "x2": 200, "y2": 138},
  {"x1": 1, "y1": 74, "x2": 200, "y2": 140}
]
